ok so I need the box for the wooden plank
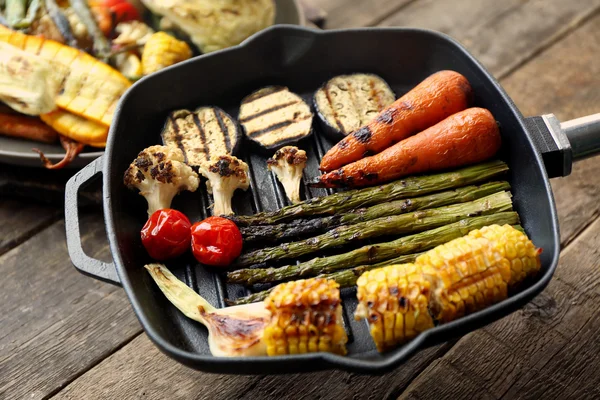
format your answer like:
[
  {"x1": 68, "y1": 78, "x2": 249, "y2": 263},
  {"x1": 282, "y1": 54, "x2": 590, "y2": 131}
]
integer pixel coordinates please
[
  {"x1": 0, "y1": 199, "x2": 60, "y2": 255},
  {"x1": 0, "y1": 215, "x2": 141, "y2": 400},
  {"x1": 379, "y1": 0, "x2": 600, "y2": 78},
  {"x1": 52, "y1": 332, "x2": 454, "y2": 399},
  {"x1": 316, "y1": 0, "x2": 414, "y2": 29},
  {"x1": 500, "y1": 12, "x2": 600, "y2": 244}
]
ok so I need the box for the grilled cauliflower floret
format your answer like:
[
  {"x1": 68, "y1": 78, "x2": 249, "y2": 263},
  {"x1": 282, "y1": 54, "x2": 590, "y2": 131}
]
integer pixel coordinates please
[
  {"x1": 123, "y1": 145, "x2": 199, "y2": 216},
  {"x1": 199, "y1": 155, "x2": 250, "y2": 216},
  {"x1": 113, "y1": 21, "x2": 155, "y2": 47},
  {"x1": 267, "y1": 146, "x2": 307, "y2": 204}
]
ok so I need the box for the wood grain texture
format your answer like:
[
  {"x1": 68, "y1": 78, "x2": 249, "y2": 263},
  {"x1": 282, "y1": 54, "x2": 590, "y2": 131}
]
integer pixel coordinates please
[
  {"x1": 380, "y1": 0, "x2": 600, "y2": 78},
  {"x1": 0, "y1": 215, "x2": 141, "y2": 400},
  {"x1": 52, "y1": 334, "x2": 454, "y2": 399},
  {"x1": 500, "y1": 12, "x2": 600, "y2": 244},
  {"x1": 0, "y1": 198, "x2": 60, "y2": 255},
  {"x1": 316, "y1": 0, "x2": 415, "y2": 28}
]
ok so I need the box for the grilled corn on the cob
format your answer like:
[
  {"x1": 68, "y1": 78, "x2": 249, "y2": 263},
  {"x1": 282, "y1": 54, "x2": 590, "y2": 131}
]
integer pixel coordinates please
[
  {"x1": 355, "y1": 263, "x2": 434, "y2": 352},
  {"x1": 355, "y1": 224, "x2": 541, "y2": 351},
  {"x1": 141, "y1": 32, "x2": 192, "y2": 76},
  {"x1": 264, "y1": 278, "x2": 348, "y2": 356},
  {"x1": 0, "y1": 25, "x2": 131, "y2": 126},
  {"x1": 474, "y1": 224, "x2": 541, "y2": 288}
]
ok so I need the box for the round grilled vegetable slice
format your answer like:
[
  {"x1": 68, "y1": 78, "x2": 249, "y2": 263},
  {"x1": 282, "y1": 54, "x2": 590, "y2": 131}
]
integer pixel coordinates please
[
  {"x1": 161, "y1": 106, "x2": 242, "y2": 168},
  {"x1": 314, "y1": 73, "x2": 395, "y2": 141},
  {"x1": 238, "y1": 86, "x2": 313, "y2": 151}
]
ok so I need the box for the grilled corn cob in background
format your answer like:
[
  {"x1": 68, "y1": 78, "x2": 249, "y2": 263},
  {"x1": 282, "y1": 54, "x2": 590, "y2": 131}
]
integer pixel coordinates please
[
  {"x1": 264, "y1": 278, "x2": 348, "y2": 356},
  {"x1": 355, "y1": 224, "x2": 541, "y2": 352},
  {"x1": 145, "y1": 264, "x2": 348, "y2": 357},
  {"x1": 355, "y1": 263, "x2": 434, "y2": 352},
  {"x1": 141, "y1": 32, "x2": 191, "y2": 76}
]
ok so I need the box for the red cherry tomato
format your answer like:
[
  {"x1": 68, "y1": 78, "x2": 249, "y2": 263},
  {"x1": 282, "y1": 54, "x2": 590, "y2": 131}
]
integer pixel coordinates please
[
  {"x1": 110, "y1": 2, "x2": 141, "y2": 23},
  {"x1": 190, "y1": 217, "x2": 243, "y2": 266},
  {"x1": 141, "y1": 209, "x2": 191, "y2": 260}
]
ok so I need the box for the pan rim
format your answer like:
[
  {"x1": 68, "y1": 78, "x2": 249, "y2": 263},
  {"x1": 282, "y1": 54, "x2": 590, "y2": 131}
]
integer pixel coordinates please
[{"x1": 103, "y1": 25, "x2": 561, "y2": 374}]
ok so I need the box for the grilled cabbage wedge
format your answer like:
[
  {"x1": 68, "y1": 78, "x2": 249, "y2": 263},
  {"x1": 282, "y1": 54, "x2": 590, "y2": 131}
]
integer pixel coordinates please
[
  {"x1": 162, "y1": 107, "x2": 242, "y2": 167},
  {"x1": 141, "y1": 31, "x2": 192, "y2": 75},
  {"x1": 0, "y1": 25, "x2": 131, "y2": 127},
  {"x1": 140, "y1": 0, "x2": 275, "y2": 53},
  {"x1": 239, "y1": 86, "x2": 313, "y2": 150},
  {"x1": 355, "y1": 224, "x2": 541, "y2": 352},
  {"x1": 314, "y1": 73, "x2": 396, "y2": 141},
  {"x1": 145, "y1": 264, "x2": 347, "y2": 357},
  {"x1": 0, "y1": 42, "x2": 65, "y2": 115}
]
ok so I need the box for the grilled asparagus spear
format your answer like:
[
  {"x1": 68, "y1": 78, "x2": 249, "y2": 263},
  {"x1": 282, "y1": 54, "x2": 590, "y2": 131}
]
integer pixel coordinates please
[
  {"x1": 227, "y1": 212, "x2": 520, "y2": 285},
  {"x1": 227, "y1": 252, "x2": 424, "y2": 306},
  {"x1": 233, "y1": 191, "x2": 513, "y2": 267},
  {"x1": 242, "y1": 181, "x2": 510, "y2": 242},
  {"x1": 229, "y1": 160, "x2": 508, "y2": 227}
]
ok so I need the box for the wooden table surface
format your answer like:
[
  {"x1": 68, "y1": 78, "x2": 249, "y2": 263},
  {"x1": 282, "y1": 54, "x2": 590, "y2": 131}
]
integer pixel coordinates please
[{"x1": 3, "y1": 0, "x2": 600, "y2": 399}]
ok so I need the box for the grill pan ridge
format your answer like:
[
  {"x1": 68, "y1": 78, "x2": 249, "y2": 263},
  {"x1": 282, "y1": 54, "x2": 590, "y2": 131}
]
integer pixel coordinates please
[{"x1": 66, "y1": 25, "x2": 561, "y2": 374}]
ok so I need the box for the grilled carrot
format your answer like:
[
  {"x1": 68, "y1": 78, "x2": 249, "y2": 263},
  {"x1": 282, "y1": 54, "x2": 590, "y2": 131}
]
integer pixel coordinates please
[
  {"x1": 0, "y1": 113, "x2": 58, "y2": 143},
  {"x1": 319, "y1": 70, "x2": 473, "y2": 172},
  {"x1": 311, "y1": 107, "x2": 501, "y2": 188}
]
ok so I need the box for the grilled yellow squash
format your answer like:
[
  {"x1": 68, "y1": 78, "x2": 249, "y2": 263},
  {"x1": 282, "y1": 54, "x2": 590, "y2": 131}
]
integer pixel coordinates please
[
  {"x1": 40, "y1": 110, "x2": 108, "y2": 147},
  {"x1": 0, "y1": 25, "x2": 131, "y2": 127}
]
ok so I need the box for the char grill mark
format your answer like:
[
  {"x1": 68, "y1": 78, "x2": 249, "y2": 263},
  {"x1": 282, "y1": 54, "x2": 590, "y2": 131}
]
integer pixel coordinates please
[
  {"x1": 247, "y1": 116, "x2": 312, "y2": 139},
  {"x1": 214, "y1": 109, "x2": 231, "y2": 153},
  {"x1": 169, "y1": 116, "x2": 188, "y2": 164},
  {"x1": 192, "y1": 112, "x2": 209, "y2": 161},
  {"x1": 324, "y1": 83, "x2": 345, "y2": 132},
  {"x1": 239, "y1": 101, "x2": 300, "y2": 123}
]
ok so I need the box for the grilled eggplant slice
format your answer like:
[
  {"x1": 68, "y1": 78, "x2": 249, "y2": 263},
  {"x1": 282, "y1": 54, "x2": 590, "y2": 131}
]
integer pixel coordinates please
[
  {"x1": 314, "y1": 73, "x2": 395, "y2": 141},
  {"x1": 239, "y1": 86, "x2": 313, "y2": 151},
  {"x1": 161, "y1": 106, "x2": 242, "y2": 168}
]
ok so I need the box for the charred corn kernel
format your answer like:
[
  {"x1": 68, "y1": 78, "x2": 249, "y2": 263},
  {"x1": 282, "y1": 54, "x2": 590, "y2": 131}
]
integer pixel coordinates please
[
  {"x1": 141, "y1": 32, "x2": 192, "y2": 76},
  {"x1": 40, "y1": 110, "x2": 108, "y2": 146},
  {"x1": 471, "y1": 224, "x2": 541, "y2": 287},
  {"x1": 418, "y1": 224, "x2": 540, "y2": 323},
  {"x1": 355, "y1": 263, "x2": 434, "y2": 352},
  {"x1": 0, "y1": 25, "x2": 130, "y2": 127},
  {"x1": 263, "y1": 278, "x2": 348, "y2": 356}
]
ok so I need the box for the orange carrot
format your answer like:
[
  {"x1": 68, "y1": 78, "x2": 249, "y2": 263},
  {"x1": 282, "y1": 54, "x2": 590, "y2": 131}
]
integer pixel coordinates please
[
  {"x1": 0, "y1": 113, "x2": 58, "y2": 143},
  {"x1": 319, "y1": 70, "x2": 473, "y2": 172},
  {"x1": 311, "y1": 108, "x2": 501, "y2": 188}
]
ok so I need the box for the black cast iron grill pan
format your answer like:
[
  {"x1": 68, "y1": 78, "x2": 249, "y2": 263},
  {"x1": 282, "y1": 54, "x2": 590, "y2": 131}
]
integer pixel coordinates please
[{"x1": 64, "y1": 26, "x2": 600, "y2": 374}]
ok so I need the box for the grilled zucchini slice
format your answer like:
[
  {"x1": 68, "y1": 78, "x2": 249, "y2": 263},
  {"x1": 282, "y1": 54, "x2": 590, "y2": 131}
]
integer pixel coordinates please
[
  {"x1": 161, "y1": 106, "x2": 241, "y2": 168},
  {"x1": 314, "y1": 73, "x2": 395, "y2": 141},
  {"x1": 239, "y1": 86, "x2": 313, "y2": 150}
]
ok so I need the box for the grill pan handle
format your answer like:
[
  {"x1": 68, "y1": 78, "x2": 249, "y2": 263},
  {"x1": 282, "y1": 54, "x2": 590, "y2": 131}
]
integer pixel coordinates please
[
  {"x1": 524, "y1": 113, "x2": 600, "y2": 178},
  {"x1": 65, "y1": 156, "x2": 121, "y2": 285}
]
